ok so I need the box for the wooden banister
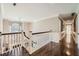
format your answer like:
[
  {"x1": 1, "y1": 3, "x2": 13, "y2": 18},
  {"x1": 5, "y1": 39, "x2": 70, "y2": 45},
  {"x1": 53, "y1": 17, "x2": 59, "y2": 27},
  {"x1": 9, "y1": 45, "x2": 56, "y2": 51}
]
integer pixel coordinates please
[
  {"x1": 23, "y1": 32, "x2": 30, "y2": 39},
  {"x1": 1, "y1": 32, "x2": 22, "y2": 35},
  {"x1": 32, "y1": 30, "x2": 52, "y2": 35},
  {"x1": 1, "y1": 32, "x2": 30, "y2": 40}
]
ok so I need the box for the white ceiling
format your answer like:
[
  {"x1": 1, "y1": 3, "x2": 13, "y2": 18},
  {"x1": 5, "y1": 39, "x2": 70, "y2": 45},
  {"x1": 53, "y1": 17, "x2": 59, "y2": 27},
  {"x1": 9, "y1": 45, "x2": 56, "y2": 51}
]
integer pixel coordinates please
[{"x1": 1, "y1": 3, "x2": 79, "y2": 22}]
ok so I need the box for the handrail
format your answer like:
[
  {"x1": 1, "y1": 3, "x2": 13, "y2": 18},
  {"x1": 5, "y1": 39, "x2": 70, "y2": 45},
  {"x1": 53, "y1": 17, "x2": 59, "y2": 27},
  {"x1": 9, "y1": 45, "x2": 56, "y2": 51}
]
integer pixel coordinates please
[
  {"x1": 32, "y1": 30, "x2": 52, "y2": 35},
  {"x1": 1, "y1": 32, "x2": 22, "y2": 35},
  {"x1": 0, "y1": 31, "x2": 30, "y2": 55},
  {"x1": 1, "y1": 31, "x2": 30, "y2": 39},
  {"x1": 23, "y1": 32, "x2": 30, "y2": 39}
]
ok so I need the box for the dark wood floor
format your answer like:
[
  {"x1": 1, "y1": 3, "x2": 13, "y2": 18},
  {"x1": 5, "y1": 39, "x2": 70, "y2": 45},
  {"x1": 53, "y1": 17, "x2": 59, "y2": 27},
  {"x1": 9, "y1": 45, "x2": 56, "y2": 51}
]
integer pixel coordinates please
[
  {"x1": 0, "y1": 42, "x2": 79, "y2": 56},
  {"x1": 31, "y1": 42, "x2": 61, "y2": 56},
  {"x1": 31, "y1": 42, "x2": 79, "y2": 56}
]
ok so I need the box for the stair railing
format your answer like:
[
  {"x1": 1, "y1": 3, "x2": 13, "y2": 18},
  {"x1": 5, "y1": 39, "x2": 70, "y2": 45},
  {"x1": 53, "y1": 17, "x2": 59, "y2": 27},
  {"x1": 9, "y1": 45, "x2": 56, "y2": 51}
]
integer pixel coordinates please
[{"x1": 0, "y1": 31, "x2": 30, "y2": 56}]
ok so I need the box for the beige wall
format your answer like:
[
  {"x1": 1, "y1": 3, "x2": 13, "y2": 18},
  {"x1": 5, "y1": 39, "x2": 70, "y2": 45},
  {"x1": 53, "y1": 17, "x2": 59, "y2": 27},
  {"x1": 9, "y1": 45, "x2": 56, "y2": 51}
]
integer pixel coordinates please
[
  {"x1": 3, "y1": 19, "x2": 11, "y2": 33},
  {"x1": 0, "y1": 20, "x2": 2, "y2": 32}
]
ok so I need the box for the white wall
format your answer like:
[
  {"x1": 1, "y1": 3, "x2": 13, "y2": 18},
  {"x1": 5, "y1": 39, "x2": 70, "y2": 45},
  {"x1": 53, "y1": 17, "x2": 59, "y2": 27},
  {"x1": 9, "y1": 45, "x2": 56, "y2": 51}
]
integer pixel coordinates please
[
  {"x1": 32, "y1": 17, "x2": 60, "y2": 32},
  {"x1": 51, "y1": 32, "x2": 60, "y2": 43},
  {"x1": 77, "y1": 14, "x2": 79, "y2": 48},
  {"x1": 75, "y1": 5, "x2": 79, "y2": 49}
]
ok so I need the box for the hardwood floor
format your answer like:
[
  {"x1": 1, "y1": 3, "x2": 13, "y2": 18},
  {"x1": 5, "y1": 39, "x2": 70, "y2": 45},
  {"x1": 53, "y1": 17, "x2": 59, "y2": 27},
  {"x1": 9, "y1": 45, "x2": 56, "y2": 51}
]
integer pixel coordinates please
[
  {"x1": 31, "y1": 42, "x2": 79, "y2": 56},
  {"x1": 0, "y1": 41, "x2": 78, "y2": 56},
  {"x1": 31, "y1": 42, "x2": 61, "y2": 56}
]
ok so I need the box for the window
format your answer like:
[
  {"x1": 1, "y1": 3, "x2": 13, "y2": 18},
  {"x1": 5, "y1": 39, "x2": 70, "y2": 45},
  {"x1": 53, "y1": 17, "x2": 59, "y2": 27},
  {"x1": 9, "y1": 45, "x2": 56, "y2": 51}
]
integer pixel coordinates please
[{"x1": 11, "y1": 23, "x2": 21, "y2": 32}]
